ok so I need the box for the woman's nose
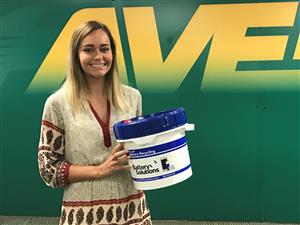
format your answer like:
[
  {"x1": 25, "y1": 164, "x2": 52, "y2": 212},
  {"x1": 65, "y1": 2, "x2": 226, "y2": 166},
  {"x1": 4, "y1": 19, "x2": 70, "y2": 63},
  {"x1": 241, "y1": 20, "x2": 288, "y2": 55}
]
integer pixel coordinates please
[{"x1": 94, "y1": 49, "x2": 103, "y2": 59}]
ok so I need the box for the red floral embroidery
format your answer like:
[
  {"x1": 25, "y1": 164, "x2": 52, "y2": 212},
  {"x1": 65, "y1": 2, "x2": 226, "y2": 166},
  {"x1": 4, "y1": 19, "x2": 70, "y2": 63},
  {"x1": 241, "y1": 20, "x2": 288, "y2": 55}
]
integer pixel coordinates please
[{"x1": 62, "y1": 192, "x2": 144, "y2": 207}]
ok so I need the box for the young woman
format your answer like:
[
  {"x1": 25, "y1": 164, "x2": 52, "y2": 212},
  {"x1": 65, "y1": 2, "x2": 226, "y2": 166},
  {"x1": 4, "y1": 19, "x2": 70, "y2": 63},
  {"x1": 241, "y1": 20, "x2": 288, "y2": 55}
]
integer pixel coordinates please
[{"x1": 38, "y1": 20, "x2": 152, "y2": 225}]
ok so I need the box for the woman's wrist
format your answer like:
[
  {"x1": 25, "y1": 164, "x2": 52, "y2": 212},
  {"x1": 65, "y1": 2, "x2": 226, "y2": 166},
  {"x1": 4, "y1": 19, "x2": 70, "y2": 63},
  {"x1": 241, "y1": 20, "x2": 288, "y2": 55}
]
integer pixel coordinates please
[{"x1": 94, "y1": 164, "x2": 105, "y2": 179}]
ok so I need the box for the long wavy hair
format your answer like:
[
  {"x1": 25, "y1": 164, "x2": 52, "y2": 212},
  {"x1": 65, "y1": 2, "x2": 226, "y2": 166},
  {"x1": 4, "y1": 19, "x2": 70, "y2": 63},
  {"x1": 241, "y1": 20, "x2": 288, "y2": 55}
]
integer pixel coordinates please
[{"x1": 64, "y1": 20, "x2": 128, "y2": 112}]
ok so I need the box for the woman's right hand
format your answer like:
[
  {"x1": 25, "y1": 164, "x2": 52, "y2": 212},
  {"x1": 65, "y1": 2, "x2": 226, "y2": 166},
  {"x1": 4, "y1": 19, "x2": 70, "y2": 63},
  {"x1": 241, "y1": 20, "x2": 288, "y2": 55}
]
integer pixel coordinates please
[
  {"x1": 67, "y1": 144, "x2": 131, "y2": 183},
  {"x1": 96, "y1": 143, "x2": 131, "y2": 178}
]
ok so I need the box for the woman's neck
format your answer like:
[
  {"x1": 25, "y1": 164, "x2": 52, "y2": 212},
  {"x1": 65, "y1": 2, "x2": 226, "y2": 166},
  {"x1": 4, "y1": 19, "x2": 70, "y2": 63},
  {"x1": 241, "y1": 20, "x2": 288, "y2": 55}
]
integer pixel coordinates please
[{"x1": 86, "y1": 76, "x2": 106, "y2": 101}]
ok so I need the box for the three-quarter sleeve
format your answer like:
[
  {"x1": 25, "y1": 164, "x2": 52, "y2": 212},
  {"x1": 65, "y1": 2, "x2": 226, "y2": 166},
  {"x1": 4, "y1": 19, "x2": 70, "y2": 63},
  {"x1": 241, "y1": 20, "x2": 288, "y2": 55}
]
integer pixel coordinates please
[
  {"x1": 38, "y1": 96, "x2": 70, "y2": 188},
  {"x1": 136, "y1": 91, "x2": 142, "y2": 116}
]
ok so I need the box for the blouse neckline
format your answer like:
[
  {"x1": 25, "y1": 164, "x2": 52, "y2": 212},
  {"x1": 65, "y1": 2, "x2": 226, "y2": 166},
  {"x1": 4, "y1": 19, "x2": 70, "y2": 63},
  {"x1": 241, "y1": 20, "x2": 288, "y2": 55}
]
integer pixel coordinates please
[{"x1": 89, "y1": 100, "x2": 112, "y2": 148}]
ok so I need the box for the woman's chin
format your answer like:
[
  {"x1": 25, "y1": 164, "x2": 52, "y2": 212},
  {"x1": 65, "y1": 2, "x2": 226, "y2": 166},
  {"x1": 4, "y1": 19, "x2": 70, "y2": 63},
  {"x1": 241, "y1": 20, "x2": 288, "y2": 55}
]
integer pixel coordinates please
[{"x1": 87, "y1": 72, "x2": 108, "y2": 79}]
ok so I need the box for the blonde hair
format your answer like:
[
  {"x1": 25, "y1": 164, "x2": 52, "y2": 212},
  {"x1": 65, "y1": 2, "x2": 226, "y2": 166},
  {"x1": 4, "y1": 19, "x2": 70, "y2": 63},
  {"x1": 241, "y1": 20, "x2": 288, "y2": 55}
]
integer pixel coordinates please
[{"x1": 64, "y1": 21, "x2": 128, "y2": 112}]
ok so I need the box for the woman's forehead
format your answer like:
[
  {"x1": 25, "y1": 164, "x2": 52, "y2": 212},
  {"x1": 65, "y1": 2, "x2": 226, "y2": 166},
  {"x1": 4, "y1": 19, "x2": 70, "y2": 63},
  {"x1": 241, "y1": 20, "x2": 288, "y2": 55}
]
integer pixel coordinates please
[{"x1": 81, "y1": 29, "x2": 110, "y2": 47}]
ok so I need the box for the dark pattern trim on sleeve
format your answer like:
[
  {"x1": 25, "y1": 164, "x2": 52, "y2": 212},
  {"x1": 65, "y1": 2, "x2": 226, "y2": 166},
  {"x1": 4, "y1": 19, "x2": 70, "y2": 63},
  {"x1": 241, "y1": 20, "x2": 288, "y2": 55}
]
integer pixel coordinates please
[
  {"x1": 38, "y1": 146, "x2": 51, "y2": 151},
  {"x1": 42, "y1": 120, "x2": 65, "y2": 134},
  {"x1": 38, "y1": 120, "x2": 68, "y2": 188},
  {"x1": 61, "y1": 161, "x2": 71, "y2": 185}
]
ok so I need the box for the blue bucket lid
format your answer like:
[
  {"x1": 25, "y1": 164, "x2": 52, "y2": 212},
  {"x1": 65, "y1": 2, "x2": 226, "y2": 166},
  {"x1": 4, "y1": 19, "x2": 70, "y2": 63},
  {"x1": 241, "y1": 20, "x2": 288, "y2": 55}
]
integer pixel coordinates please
[{"x1": 113, "y1": 107, "x2": 187, "y2": 140}]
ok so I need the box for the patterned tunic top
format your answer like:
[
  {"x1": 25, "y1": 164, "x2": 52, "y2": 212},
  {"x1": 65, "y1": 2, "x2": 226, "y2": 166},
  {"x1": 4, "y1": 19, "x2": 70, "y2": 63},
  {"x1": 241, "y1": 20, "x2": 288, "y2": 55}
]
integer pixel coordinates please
[{"x1": 38, "y1": 85, "x2": 152, "y2": 225}]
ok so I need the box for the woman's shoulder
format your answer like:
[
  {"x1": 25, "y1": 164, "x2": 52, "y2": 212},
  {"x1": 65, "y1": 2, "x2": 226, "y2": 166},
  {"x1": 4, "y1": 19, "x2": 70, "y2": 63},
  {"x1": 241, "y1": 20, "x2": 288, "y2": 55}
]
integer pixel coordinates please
[
  {"x1": 44, "y1": 88, "x2": 66, "y2": 108},
  {"x1": 120, "y1": 84, "x2": 141, "y2": 98}
]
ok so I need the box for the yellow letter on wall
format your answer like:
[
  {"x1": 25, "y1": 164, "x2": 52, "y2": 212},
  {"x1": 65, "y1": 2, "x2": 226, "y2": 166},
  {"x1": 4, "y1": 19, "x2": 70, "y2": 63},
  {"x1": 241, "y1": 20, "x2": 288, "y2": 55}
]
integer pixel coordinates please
[
  {"x1": 202, "y1": 2, "x2": 299, "y2": 91},
  {"x1": 123, "y1": 6, "x2": 215, "y2": 92},
  {"x1": 124, "y1": 2, "x2": 298, "y2": 92}
]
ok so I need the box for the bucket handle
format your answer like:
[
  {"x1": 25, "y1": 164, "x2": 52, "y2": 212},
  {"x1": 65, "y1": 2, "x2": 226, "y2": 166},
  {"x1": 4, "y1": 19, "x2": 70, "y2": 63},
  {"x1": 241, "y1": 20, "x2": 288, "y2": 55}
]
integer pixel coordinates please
[{"x1": 185, "y1": 123, "x2": 195, "y2": 131}]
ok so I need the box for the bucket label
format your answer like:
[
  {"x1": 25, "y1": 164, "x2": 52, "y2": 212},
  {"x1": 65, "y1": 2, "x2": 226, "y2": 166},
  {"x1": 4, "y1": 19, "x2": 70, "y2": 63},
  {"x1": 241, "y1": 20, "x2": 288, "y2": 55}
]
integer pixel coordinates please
[
  {"x1": 129, "y1": 136, "x2": 187, "y2": 159},
  {"x1": 128, "y1": 137, "x2": 191, "y2": 182}
]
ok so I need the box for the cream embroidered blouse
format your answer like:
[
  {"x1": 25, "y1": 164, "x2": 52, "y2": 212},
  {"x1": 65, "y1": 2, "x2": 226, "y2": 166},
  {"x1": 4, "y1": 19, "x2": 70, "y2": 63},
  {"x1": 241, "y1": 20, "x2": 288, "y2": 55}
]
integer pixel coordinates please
[{"x1": 38, "y1": 85, "x2": 152, "y2": 225}]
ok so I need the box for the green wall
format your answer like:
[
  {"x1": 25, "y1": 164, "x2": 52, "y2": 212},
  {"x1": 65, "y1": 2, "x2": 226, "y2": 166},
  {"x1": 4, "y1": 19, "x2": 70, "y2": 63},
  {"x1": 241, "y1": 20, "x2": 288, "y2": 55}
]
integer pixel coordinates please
[{"x1": 0, "y1": 0, "x2": 299, "y2": 222}]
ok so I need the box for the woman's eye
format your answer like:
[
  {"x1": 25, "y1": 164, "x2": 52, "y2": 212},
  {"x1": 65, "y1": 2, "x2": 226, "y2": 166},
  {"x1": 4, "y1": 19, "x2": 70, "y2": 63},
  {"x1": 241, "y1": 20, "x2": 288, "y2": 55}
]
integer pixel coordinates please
[
  {"x1": 83, "y1": 48, "x2": 93, "y2": 53},
  {"x1": 100, "y1": 48, "x2": 110, "y2": 52}
]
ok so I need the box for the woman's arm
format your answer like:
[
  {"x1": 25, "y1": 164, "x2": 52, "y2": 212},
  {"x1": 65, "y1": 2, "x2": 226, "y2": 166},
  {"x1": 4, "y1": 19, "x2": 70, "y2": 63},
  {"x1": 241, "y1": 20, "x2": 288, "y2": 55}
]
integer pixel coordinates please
[
  {"x1": 68, "y1": 143, "x2": 131, "y2": 183},
  {"x1": 38, "y1": 97, "x2": 70, "y2": 188}
]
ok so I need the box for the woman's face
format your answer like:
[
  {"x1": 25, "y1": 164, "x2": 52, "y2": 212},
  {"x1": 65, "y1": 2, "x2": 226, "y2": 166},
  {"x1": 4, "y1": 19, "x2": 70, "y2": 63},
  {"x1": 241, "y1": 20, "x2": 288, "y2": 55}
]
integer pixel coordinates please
[{"x1": 78, "y1": 29, "x2": 113, "y2": 79}]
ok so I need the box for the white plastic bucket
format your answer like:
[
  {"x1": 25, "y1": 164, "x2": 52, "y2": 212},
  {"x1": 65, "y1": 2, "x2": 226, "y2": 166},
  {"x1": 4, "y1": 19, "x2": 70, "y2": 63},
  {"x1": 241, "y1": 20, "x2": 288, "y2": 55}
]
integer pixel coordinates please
[{"x1": 113, "y1": 108, "x2": 194, "y2": 190}]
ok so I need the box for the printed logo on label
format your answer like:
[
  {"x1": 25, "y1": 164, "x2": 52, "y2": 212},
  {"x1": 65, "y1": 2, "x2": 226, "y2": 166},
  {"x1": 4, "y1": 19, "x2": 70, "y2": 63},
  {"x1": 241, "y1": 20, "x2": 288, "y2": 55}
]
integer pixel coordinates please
[
  {"x1": 160, "y1": 157, "x2": 175, "y2": 172},
  {"x1": 132, "y1": 164, "x2": 160, "y2": 175}
]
